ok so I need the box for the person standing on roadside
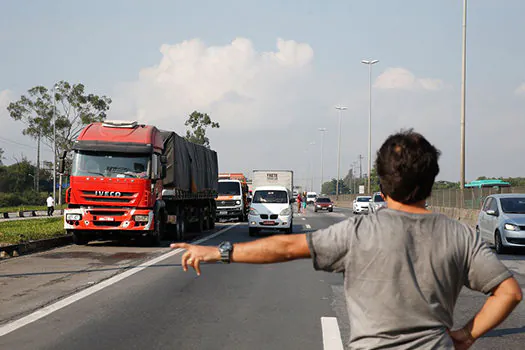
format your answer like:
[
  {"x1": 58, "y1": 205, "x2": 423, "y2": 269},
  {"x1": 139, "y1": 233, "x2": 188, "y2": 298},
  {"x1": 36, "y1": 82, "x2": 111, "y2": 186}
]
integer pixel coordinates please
[
  {"x1": 46, "y1": 193, "x2": 55, "y2": 216},
  {"x1": 172, "y1": 130, "x2": 522, "y2": 349},
  {"x1": 296, "y1": 192, "x2": 302, "y2": 213},
  {"x1": 301, "y1": 192, "x2": 307, "y2": 213}
]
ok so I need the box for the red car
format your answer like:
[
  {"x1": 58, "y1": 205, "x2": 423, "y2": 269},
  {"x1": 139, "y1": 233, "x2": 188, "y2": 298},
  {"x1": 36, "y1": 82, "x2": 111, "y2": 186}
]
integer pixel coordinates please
[{"x1": 314, "y1": 197, "x2": 334, "y2": 212}]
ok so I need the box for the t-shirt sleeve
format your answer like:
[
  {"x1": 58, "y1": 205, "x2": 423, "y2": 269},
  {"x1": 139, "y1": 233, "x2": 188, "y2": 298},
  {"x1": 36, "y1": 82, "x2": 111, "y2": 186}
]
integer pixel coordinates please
[
  {"x1": 463, "y1": 224, "x2": 513, "y2": 294},
  {"x1": 306, "y1": 218, "x2": 353, "y2": 272}
]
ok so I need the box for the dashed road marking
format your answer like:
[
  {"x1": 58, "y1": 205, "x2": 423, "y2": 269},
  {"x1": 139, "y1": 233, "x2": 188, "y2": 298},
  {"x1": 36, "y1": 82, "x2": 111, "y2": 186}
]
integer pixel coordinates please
[
  {"x1": 321, "y1": 317, "x2": 344, "y2": 350},
  {"x1": 305, "y1": 224, "x2": 312, "y2": 229}
]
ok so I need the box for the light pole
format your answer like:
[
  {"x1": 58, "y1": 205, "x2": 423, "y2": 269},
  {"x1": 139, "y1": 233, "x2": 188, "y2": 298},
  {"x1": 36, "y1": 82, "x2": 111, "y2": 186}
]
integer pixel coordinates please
[
  {"x1": 460, "y1": 0, "x2": 467, "y2": 204},
  {"x1": 334, "y1": 106, "x2": 347, "y2": 199},
  {"x1": 309, "y1": 142, "x2": 316, "y2": 191},
  {"x1": 318, "y1": 128, "x2": 327, "y2": 194},
  {"x1": 361, "y1": 59, "x2": 379, "y2": 195},
  {"x1": 52, "y1": 85, "x2": 57, "y2": 203}
]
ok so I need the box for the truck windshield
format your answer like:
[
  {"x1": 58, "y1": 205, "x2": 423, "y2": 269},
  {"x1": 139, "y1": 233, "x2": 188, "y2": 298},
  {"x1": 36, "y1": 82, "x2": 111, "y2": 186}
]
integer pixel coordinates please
[
  {"x1": 253, "y1": 190, "x2": 288, "y2": 204},
  {"x1": 218, "y1": 182, "x2": 241, "y2": 195},
  {"x1": 71, "y1": 151, "x2": 150, "y2": 179}
]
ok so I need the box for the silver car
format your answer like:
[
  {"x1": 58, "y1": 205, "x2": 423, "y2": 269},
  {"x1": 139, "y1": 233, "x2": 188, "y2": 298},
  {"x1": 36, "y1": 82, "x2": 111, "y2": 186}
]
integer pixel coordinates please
[
  {"x1": 369, "y1": 192, "x2": 387, "y2": 213},
  {"x1": 476, "y1": 194, "x2": 525, "y2": 254}
]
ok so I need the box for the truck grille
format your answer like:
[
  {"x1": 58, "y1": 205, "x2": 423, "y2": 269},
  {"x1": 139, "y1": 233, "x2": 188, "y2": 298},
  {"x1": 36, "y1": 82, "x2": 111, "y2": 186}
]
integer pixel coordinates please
[
  {"x1": 217, "y1": 200, "x2": 237, "y2": 207},
  {"x1": 81, "y1": 191, "x2": 137, "y2": 204}
]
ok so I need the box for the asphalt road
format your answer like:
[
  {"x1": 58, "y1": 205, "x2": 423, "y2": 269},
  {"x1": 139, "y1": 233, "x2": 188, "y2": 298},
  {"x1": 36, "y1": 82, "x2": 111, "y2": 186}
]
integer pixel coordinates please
[{"x1": 1, "y1": 206, "x2": 525, "y2": 349}]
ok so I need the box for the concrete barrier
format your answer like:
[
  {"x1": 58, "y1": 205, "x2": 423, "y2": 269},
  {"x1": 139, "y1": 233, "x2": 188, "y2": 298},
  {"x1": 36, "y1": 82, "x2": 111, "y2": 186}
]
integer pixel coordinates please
[{"x1": 430, "y1": 206, "x2": 479, "y2": 227}]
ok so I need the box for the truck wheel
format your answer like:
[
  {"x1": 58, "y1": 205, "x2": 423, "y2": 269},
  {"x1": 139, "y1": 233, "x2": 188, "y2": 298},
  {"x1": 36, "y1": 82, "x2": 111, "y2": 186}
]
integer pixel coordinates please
[
  {"x1": 196, "y1": 210, "x2": 204, "y2": 233},
  {"x1": 176, "y1": 211, "x2": 186, "y2": 241},
  {"x1": 203, "y1": 207, "x2": 210, "y2": 231},
  {"x1": 249, "y1": 227, "x2": 258, "y2": 237},
  {"x1": 72, "y1": 231, "x2": 89, "y2": 245},
  {"x1": 148, "y1": 216, "x2": 162, "y2": 246}
]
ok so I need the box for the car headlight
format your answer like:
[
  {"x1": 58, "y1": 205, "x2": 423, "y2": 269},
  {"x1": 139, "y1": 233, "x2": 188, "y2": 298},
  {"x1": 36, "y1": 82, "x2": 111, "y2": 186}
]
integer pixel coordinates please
[
  {"x1": 236, "y1": 200, "x2": 241, "y2": 205},
  {"x1": 249, "y1": 208, "x2": 259, "y2": 216},
  {"x1": 280, "y1": 207, "x2": 292, "y2": 216},
  {"x1": 66, "y1": 213, "x2": 81, "y2": 221},
  {"x1": 134, "y1": 215, "x2": 149, "y2": 222},
  {"x1": 504, "y1": 223, "x2": 519, "y2": 231}
]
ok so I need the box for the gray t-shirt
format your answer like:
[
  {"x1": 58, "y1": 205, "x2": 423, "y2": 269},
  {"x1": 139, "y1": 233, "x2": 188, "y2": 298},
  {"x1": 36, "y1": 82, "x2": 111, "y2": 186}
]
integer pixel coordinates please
[{"x1": 307, "y1": 208, "x2": 512, "y2": 349}]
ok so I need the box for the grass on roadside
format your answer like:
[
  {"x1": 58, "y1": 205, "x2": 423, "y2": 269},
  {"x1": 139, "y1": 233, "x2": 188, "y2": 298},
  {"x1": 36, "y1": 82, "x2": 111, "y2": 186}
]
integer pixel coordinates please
[
  {"x1": 0, "y1": 204, "x2": 67, "y2": 213},
  {"x1": 0, "y1": 217, "x2": 66, "y2": 245}
]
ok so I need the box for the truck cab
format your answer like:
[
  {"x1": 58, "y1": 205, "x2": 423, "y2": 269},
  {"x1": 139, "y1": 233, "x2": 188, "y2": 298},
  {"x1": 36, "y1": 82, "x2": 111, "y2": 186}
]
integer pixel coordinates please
[
  {"x1": 64, "y1": 120, "x2": 165, "y2": 245},
  {"x1": 216, "y1": 179, "x2": 247, "y2": 221}
]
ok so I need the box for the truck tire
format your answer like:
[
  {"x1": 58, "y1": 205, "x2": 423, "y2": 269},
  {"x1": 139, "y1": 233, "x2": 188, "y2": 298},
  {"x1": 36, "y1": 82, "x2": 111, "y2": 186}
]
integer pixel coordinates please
[
  {"x1": 176, "y1": 208, "x2": 186, "y2": 241},
  {"x1": 196, "y1": 209, "x2": 204, "y2": 233},
  {"x1": 72, "y1": 231, "x2": 89, "y2": 245},
  {"x1": 148, "y1": 215, "x2": 163, "y2": 246},
  {"x1": 203, "y1": 206, "x2": 210, "y2": 231},
  {"x1": 249, "y1": 227, "x2": 259, "y2": 237}
]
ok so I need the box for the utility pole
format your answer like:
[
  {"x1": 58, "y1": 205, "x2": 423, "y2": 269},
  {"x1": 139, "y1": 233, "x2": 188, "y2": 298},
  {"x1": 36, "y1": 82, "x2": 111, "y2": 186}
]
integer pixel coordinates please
[
  {"x1": 36, "y1": 133, "x2": 40, "y2": 193},
  {"x1": 460, "y1": 0, "x2": 467, "y2": 207},
  {"x1": 358, "y1": 154, "x2": 364, "y2": 179}
]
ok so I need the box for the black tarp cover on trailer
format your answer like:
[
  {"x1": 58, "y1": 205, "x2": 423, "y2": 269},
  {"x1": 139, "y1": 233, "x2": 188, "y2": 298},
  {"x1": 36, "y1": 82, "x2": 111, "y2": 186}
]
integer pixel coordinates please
[{"x1": 160, "y1": 131, "x2": 218, "y2": 193}]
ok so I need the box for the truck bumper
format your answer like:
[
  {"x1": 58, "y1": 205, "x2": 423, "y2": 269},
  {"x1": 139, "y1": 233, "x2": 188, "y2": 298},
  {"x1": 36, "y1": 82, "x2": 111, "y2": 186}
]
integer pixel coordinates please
[
  {"x1": 216, "y1": 207, "x2": 243, "y2": 218},
  {"x1": 64, "y1": 208, "x2": 154, "y2": 232}
]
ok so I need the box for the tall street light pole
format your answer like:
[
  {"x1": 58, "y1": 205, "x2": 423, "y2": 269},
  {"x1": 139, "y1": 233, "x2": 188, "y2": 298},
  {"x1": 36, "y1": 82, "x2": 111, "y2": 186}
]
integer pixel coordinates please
[
  {"x1": 52, "y1": 85, "x2": 57, "y2": 203},
  {"x1": 309, "y1": 142, "x2": 316, "y2": 191},
  {"x1": 460, "y1": 0, "x2": 467, "y2": 204},
  {"x1": 334, "y1": 106, "x2": 347, "y2": 199},
  {"x1": 318, "y1": 128, "x2": 327, "y2": 193},
  {"x1": 361, "y1": 59, "x2": 379, "y2": 195}
]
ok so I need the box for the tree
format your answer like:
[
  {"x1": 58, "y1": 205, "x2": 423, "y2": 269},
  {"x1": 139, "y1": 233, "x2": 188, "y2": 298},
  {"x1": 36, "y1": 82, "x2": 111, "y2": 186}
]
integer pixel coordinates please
[
  {"x1": 7, "y1": 81, "x2": 112, "y2": 168},
  {"x1": 184, "y1": 111, "x2": 220, "y2": 148},
  {"x1": 321, "y1": 178, "x2": 350, "y2": 195},
  {"x1": 0, "y1": 148, "x2": 3, "y2": 166}
]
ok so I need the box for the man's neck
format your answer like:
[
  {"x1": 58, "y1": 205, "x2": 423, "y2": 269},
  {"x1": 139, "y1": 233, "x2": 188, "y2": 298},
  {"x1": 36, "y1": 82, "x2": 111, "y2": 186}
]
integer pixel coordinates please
[{"x1": 385, "y1": 197, "x2": 429, "y2": 214}]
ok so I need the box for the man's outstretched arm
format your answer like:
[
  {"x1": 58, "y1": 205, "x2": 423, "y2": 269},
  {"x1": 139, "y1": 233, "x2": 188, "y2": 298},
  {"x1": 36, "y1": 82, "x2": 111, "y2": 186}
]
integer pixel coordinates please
[{"x1": 171, "y1": 234, "x2": 311, "y2": 275}]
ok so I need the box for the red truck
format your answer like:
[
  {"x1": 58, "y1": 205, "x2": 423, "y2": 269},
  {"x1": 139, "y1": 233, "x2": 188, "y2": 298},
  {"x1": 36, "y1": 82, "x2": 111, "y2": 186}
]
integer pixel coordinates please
[{"x1": 61, "y1": 120, "x2": 218, "y2": 245}]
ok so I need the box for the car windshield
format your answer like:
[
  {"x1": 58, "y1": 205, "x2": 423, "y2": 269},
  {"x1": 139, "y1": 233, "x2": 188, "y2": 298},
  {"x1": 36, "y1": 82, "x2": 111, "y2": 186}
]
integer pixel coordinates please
[
  {"x1": 357, "y1": 197, "x2": 371, "y2": 202},
  {"x1": 253, "y1": 190, "x2": 288, "y2": 204},
  {"x1": 500, "y1": 197, "x2": 525, "y2": 214},
  {"x1": 218, "y1": 182, "x2": 241, "y2": 196},
  {"x1": 374, "y1": 194, "x2": 384, "y2": 202},
  {"x1": 307, "y1": 194, "x2": 316, "y2": 198},
  {"x1": 316, "y1": 198, "x2": 331, "y2": 203},
  {"x1": 71, "y1": 151, "x2": 150, "y2": 178}
]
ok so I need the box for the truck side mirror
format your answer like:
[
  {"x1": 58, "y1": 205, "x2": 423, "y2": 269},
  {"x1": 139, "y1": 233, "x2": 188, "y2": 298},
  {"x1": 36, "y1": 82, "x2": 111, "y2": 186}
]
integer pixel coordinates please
[
  {"x1": 161, "y1": 165, "x2": 167, "y2": 179},
  {"x1": 160, "y1": 155, "x2": 167, "y2": 164},
  {"x1": 58, "y1": 151, "x2": 68, "y2": 174}
]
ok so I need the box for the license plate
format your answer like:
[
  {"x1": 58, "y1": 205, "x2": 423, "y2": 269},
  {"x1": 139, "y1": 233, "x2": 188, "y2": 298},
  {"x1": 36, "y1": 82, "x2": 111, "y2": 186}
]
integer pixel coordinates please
[
  {"x1": 98, "y1": 217, "x2": 114, "y2": 221},
  {"x1": 262, "y1": 221, "x2": 275, "y2": 225},
  {"x1": 219, "y1": 211, "x2": 227, "y2": 215}
]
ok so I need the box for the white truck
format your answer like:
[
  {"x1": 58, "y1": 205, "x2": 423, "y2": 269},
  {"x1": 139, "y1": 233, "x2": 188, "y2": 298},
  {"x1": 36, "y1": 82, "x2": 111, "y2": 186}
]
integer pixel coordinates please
[{"x1": 248, "y1": 170, "x2": 294, "y2": 236}]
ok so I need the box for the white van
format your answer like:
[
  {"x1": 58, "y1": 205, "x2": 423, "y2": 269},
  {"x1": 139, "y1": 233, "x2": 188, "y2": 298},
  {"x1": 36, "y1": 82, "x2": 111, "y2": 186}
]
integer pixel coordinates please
[
  {"x1": 306, "y1": 192, "x2": 317, "y2": 204},
  {"x1": 248, "y1": 186, "x2": 293, "y2": 236}
]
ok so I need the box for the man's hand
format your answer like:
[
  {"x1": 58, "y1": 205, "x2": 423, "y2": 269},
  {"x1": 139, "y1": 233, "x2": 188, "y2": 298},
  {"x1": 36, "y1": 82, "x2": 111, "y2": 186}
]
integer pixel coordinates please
[
  {"x1": 170, "y1": 243, "x2": 220, "y2": 276},
  {"x1": 447, "y1": 328, "x2": 475, "y2": 350}
]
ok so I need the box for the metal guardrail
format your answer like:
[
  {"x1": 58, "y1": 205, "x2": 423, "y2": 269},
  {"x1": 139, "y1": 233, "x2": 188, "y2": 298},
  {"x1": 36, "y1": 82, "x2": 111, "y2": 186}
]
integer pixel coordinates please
[{"x1": 0, "y1": 209, "x2": 64, "y2": 220}]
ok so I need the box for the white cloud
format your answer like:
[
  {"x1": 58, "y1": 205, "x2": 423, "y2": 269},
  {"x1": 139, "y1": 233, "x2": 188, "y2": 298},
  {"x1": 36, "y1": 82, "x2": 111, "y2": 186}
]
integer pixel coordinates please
[
  {"x1": 514, "y1": 83, "x2": 525, "y2": 95},
  {"x1": 111, "y1": 37, "x2": 314, "y2": 131},
  {"x1": 374, "y1": 67, "x2": 444, "y2": 91}
]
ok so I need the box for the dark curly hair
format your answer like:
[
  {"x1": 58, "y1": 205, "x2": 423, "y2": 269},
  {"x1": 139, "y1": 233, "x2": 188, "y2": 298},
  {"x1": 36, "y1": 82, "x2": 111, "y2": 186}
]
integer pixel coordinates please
[{"x1": 375, "y1": 129, "x2": 441, "y2": 204}]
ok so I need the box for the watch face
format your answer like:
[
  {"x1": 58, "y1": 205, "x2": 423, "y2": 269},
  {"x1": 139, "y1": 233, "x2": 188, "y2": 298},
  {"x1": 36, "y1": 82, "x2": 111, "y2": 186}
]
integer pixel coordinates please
[{"x1": 219, "y1": 241, "x2": 232, "y2": 252}]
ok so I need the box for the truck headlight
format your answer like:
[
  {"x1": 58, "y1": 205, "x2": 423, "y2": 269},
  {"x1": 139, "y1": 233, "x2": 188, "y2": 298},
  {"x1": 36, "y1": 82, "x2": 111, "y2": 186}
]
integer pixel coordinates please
[
  {"x1": 249, "y1": 208, "x2": 259, "y2": 216},
  {"x1": 280, "y1": 207, "x2": 291, "y2": 216},
  {"x1": 236, "y1": 200, "x2": 241, "y2": 205},
  {"x1": 66, "y1": 214, "x2": 81, "y2": 221},
  {"x1": 134, "y1": 215, "x2": 149, "y2": 222},
  {"x1": 504, "y1": 223, "x2": 519, "y2": 231}
]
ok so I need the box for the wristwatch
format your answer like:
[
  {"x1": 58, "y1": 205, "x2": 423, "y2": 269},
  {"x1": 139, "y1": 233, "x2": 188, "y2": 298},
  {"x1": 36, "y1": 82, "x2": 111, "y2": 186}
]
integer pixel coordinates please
[{"x1": 218, "y1": 241, "x2": 233, "y2": 264}]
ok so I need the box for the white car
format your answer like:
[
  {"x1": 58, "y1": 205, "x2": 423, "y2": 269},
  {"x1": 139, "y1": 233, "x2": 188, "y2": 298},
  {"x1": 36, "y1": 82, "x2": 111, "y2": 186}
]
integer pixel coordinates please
[
  {"x1": 353, "y1": 196, "x2": 371, "y2": 214},
  {"x1": 248, "y1": 186, "x2": 293, "y2": 236}
]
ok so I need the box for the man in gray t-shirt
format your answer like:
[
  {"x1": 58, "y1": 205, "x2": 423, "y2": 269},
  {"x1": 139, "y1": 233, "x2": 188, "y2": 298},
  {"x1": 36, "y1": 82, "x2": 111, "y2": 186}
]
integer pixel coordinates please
[{"x1": 173, "y1": 130, "x2": 522, "y2": 349}]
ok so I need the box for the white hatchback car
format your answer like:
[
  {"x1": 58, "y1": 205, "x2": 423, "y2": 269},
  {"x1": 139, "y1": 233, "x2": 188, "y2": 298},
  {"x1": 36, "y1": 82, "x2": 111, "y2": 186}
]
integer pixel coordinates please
[{"x1": 248, "y1": 186, "x2": 293, "y2": 236}]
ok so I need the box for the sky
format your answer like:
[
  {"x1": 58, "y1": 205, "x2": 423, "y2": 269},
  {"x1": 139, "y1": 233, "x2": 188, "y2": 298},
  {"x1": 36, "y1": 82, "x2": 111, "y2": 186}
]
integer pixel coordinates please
[{"x1": 1, "y1": 0, "x2": 525, "y2": 192}]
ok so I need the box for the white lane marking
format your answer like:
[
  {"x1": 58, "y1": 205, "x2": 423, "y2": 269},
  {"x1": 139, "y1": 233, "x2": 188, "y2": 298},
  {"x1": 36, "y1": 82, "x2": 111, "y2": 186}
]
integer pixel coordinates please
[
  {"x1": 305, "y1": 224, "x2": 312, "y2": 229},
  {"x1": 0, "y1": 224, "x2": 239, "y2": 337},
  {"x1": 302, "y1": 217, "x2": 306, "y2": 221},
  {"x1": 321, "y1": 317, "x2": 345, "y2": 350}
]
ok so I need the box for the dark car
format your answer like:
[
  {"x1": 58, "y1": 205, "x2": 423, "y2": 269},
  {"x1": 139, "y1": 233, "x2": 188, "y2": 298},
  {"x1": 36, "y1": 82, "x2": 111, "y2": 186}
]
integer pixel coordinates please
[{"x1": 314, "y1": 197, "x2": 334, "y2": 212}]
